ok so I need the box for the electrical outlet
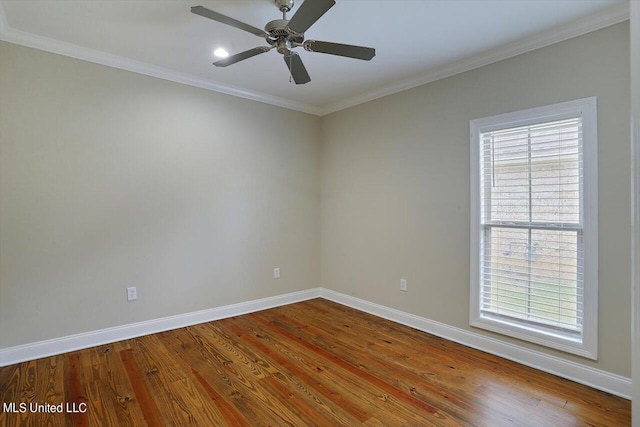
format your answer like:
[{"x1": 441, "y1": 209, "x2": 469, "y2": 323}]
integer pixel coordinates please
[
  {"x1": 400, "y1": 279, "x2": 407, "y2": 292},
  {"x1": 127, "y1": 286, "x2": 137, "y2": 301},
  {"x1": 274, "y1": 268, "x2": 280, "y2": 279}
]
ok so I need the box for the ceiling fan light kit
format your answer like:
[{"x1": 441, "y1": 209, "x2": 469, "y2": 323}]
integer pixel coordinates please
[{"x1": 191, "y1": 0, "x2": 376, "y2": 84}]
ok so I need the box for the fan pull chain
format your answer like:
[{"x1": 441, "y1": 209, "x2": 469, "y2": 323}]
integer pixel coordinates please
[{"x1": 288, "y1": 54, "x2": 293, "y2": 84}]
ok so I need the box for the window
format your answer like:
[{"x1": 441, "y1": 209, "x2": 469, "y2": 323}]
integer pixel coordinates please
[{"x1": 470, "y1": 97, "x2": 598, "y2": 359}]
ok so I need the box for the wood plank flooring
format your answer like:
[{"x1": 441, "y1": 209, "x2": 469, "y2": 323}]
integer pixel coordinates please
[{"x1": 0, "y1": 298, "x2": 631, "y2": 426}]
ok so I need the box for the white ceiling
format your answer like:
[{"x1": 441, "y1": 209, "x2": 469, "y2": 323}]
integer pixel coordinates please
[{"x1": 0, "y1": 0, "x2": 629, "y2": 115}]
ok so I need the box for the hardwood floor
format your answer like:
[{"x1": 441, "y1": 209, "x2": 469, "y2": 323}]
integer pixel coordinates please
[{"x1": 0, "y1": 298, "x2": 631, "y2": 426}]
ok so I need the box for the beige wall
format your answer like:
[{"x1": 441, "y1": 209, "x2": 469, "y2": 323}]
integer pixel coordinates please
[
  {"x1": 0, "y1": 41, "x2": 321, "y2": 348},
  {"x1": 0, "y1": 22, "x2": 631, "y2": 379},
  {"x1": 321, "y1": 22, "x2": 631, "y2": 376}
]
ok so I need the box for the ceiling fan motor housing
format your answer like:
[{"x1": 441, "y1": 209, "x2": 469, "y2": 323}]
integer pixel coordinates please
[
  {"x1": 265, "y1": 19, "x2": 304, "y2": 48},
  {"x1": 265, "y1": 19, "x2": 291, "y2": 37}
]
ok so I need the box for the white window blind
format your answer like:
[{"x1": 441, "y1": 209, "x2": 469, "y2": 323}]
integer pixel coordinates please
[
  {"x1": 470, "y1": 97, "x2": 597, "y2": 359},
  {"x1": 480, "y1": 118, "x2": 583, "y2": 335}
]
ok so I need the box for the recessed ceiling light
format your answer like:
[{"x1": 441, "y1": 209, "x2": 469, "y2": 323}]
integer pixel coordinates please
[{"x1": 213, "y1": 48, "x2": 229, "y2": 58}]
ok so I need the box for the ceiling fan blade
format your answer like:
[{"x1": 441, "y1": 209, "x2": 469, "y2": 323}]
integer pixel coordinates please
[
  {"x1": 283, "y1": 52, "x2": 311, "y2": 84},
  {"x1": 191, "y1": 6, "x2": 268, "y2": 37},
  {"x1": 286, "y1": 0, "x2": 336, "y2": 35},
  {"x1": 214, "y1": 47, "x2": 272, "y2": 67},
  {"x1": 304, "y1": 40, "x2": 376, "y2": 61}
]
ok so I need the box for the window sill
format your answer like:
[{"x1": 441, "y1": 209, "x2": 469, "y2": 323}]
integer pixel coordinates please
[{"x1": 471, "y1": 314, "x2": 597, "y2": 360}]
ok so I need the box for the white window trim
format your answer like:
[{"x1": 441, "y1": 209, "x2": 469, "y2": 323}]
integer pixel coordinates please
[{"x1": 470, "y1": 97, "x2": 598, "y2": 360}]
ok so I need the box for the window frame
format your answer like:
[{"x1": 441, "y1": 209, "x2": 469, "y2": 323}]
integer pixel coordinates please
[{"x1": 470, "y1": 97, "x2": 598, "y2": 359}]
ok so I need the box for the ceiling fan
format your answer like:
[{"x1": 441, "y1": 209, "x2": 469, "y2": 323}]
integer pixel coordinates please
[{"x1": 191, "y1": 0, "x2": 376, "y2": 84}]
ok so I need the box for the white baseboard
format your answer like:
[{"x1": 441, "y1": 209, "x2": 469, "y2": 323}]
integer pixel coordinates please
[
  {"x1": 0, "y1": 288, "x2": 321, "y2": 367},
  {"x1": 318, "y1": 288, "x2": 631, "y2": 399},
  {"x1": 0, "y1": 286, "x2": 630, "y2": 400}
]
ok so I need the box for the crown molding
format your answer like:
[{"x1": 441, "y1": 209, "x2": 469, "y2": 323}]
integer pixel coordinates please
[
  {"x1": 0, "y1": 1, "x2": 630, "y2": 117},
  {"x1": 319, "y1": 1, "x2": 630, "y2": 116},
  {"x1": 0, "y1": 2, "x2": 322, "y2": 116}
]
